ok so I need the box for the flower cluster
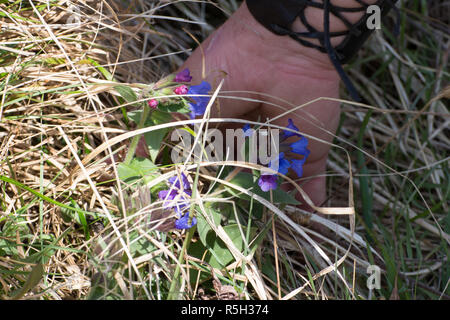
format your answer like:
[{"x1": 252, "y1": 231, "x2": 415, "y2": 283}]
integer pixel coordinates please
[
  {"x1": 256, "y1": 119, "x2": 310, "y2": 192},
  {"x1": 158, "y1": 172, "x2": 197, "y2": 229},
  {"x1": 172, "y1": 68, "x2": 212, "y2": 119}
]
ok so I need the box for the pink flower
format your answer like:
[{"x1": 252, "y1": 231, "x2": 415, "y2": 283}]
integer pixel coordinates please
[
  {"x1": 174, "y1": 85, "x2": 188, "y2": 95},
  {"x1": 148, "y1": 99, "x2": 159, "y2": 109}
]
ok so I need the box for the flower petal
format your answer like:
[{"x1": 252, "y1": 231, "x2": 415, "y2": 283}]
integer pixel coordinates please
[
  {"x1": 291, "y1": 158, "x2": 306, "y2": 178},
  {"x1": 258, "y1": 174, "x2": 278, "y2": 192},
  {"x1": 269, "y1": 152, "x2": 290, "y2": 175},
  {"x1": 168, "y1": 173, "x2": 191, "y2": 192},
  {"x1": 158, "y1": 189, "x2": 179, "y2": 209},
  {"x1": 174, "y1": 68, "x2": 192, "y2": 83},
  {"x1": 175, "y1": 211, "x2": 197, "y2": 229},
  {"x1": 290, "y1": 137, "x2": 310, "y2": 156},
  {"x1": 189, "y1": 101, "x2": 207, "y2": 119},
  {"x1": 158, "y1": 189, "x2": 175, "y2": 201},
  {"x1": 188, "y1": 81, "x2": 211, "y2": 96},
  {"x1": 282, "y1": 119, "x2": 301, "y2": 139},
  {"x1": 187, "y1": 81, "x2": 212, "y2": 118}
]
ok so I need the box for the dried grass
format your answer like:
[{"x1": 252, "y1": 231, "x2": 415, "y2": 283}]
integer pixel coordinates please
[{"x1": 0, "y1": 0, "x2": 449, "y2": 300}]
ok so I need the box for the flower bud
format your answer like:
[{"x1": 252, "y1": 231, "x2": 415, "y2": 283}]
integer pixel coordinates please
[
  {"x1": 174, "y1": 85, "x2": 189, "y2": 95},
  {"x1": 148, "y1": 99, "x2": 159, "y2": 109}
]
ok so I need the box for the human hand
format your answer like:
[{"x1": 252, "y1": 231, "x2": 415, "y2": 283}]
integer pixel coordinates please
[{"x1": 178, "y1": 1, "x2": 375, "y2": 207}]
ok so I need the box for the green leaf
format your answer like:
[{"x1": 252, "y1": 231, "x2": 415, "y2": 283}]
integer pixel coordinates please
[
  {"x1": 127, "y1": 109, "x2": 172, "y2": 163},
  {"x1": 10, "y1": 263, "x2": 44, "y2": 300},
  {"x1": 189, "y1": 223, "x2": 257, "y2": 270},
  {"x1": 42, "y1": 57, "x2": 66, "y2": 66},
  {"x1": 128, "y1": 230, "x2": 156, "y2": 256},
  {"x1": 127, "y1": 109, "x2": 142, "y2": 124},
  {"x1": 117, "y1": 157, "x2": 159, "y2": 185},
  {"x1": 115, "y1": 85, "x2": 138, "y2": 105},
  {"x1": 0, "y1": 175, "x2": 97, "y2": 218},
  {"x1": 262, "y1": 254, "x2": 277, "y2": 283},
  {"x1": 226, "y1": 172, "x2": 299, "y2": 205},
  {"x1": 158, "y1": 100, "x2": 191, "y2": 114},
  {"x1": 144, "y1": 110, "x2": 172, "y2": 162},
  {"x1": 196, "y1": 205, "x2": 222, "y2": 246},
  {"x1": 85, "y1": 58, "x2": 113, "y2": 81},
  {"x1": 0, "y1": 216, "x2": 32, "y2": 257}
]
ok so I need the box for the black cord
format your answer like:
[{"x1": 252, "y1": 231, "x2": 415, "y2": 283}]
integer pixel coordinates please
[
  {"x1": 246, "y1": 0, "x2": 400, "y2": 101},
  {"x1": 323, "y1": 0, "x2": 361, "y2": 101}
]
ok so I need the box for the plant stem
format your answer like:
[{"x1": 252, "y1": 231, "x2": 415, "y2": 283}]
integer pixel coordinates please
[
  {"x1": 167, "y1": 160, "x2": 202, "y2": 299},
  {"x1": 123, "y1": 104, "x2": 151, "y2": 165},
  {"x1": 167, "y1": 224, "x2": 196, "y2": 300}
]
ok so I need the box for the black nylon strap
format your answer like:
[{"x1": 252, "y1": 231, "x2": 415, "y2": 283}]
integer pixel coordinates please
[{"x1": 246, "y1": 0, "x2": 399, "y2": 101}]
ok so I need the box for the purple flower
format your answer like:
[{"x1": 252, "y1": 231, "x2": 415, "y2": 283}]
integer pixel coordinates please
[
  {"x1": 174, "y1": 68, "x2": 193, "y2": 83},
  {"x1": 174, "y1": 211, "x2": 197, "y2": 229},
  {"x1": 188, "y1": 81, "x2": 211, "y2": 119},
  {"x1": 158, "y1": 189, "x2": 177, "y2": 205},
  {"x1": 168, "y1": 173, "x2": 191, "y2": 195},
  {"x1": 158, "y1": 188, "x2": 189, "y2": 213},
  {"x1": 258, "y1": 174, "x2": 278, "y2": 192}
]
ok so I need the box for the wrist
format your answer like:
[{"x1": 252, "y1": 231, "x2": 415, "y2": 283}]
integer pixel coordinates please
[
  {"x1": 291, "y1": 0, "x2": 379, "y2": 46},
  {"x1": 234, "y1": 2, "x2": 336, "y2": 72}
]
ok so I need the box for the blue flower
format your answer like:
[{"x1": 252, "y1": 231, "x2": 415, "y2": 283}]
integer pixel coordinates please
[
  {"x1": 188, "y1": 81, "x2": 211, "y2": 119},
  {"x1": 243, "y1": 124, "x2": 254, "y2": 137},
  {"x1": 258, "y1": 174, "x2": 278, "y2": 192},
  {"x1": 174, "y1": 211, "x2": 197, "y2": 229},
  {"x1": 257, "y1": 119, "x2": 310, "y2": 192},
  {"x1": 282, "y1": 119, "x2": 302, "y2": 139},
  {"x1": 290, "y1": 137, "x2": 310, "y2": 157},
  {"x1": 269, "y1": 152, "x2": 290, "y2": 175},
  {"x1": 291, "y1": 158, "x2": 306, "y2": 178}
]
